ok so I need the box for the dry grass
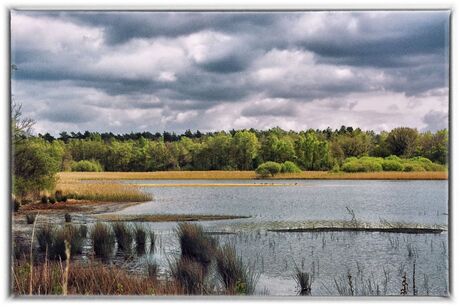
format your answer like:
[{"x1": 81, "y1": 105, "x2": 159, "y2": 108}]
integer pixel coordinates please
[
  {"x1": 56, "y1": 179, "x2": 152, "y2": 202},
  {"x1": 58, "y1": 171, "x2": 447, "y2": 181},
  {"x1": 97, "y1": 214, "x2": 250, "y2": 223},
  {"x1": 11, "y1": 260, "x2": 182, "y2": 295}
]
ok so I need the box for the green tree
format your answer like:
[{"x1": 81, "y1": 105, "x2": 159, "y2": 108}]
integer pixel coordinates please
[
  {"x1": 386, "y1": 127, "x2": 418, "y2": 157},
  {"x1": 295, "y1": 132, "x2": 330, "y2": 170},
  {"x1": 231, "y1": 131, "x2": 260, "y2": 170},
  {"x1": 13, "y1": 139, "x2": 61, "y2": 198}
]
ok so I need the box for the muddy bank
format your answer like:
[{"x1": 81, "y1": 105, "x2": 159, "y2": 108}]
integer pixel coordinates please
[{"x1": 12, "y1": 201, "x2": 140, "y2": 241}]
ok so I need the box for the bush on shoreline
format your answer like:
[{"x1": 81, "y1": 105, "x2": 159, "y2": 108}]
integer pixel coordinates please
[
  {"x1": 71, "y1": 159, "x2": 103, "y2": 172},
  {"x1": 341, "y1": 156, "x2": 445, "y2": 173}
]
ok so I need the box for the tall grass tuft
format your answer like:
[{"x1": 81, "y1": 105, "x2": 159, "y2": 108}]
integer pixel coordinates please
[
  {"x1": 215, "y1": 244, "x2": 258, "y2": 295},
  {"x1": 177, "y1": 223, "x2": 216, "y2": 271},
  {"x1": 64, "y1": 213, "x2": 72, "y2": 223},
  {"x1": 293, "y1": 267, "x2": 313, "y2": 295},
  {"x1": 149, "y1": 230, "x2": 156, "y2": 253},
  {"x1": 36, "y1": 225, "x2": 55, "y2": 253},
  {"x1": 134, "y1": 225, "x2": 147, "y2": 254},
  {"x1": 170, "y1": 258, "x2": 205, "y2": 295},
  {"x1": 26, "y1": 213, "x2": 36, "y2": 224},
  {"x1": 112, "y1": 222, "x2": 133, "y2": 252},
  {"x1": 36, "y1": 224, "x2": 85, "y2": 260},
  {"x1": 90, "y1": 222, "x2": 115, "y2": 260}
]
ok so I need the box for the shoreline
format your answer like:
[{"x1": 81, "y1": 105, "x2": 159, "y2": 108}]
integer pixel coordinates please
[{"x1": 58, "y1": 170, "x2": 448, "y2": 181}]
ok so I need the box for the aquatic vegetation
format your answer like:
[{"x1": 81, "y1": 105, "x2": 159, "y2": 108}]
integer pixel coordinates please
[
  {"x1": 134, "y1": 225, "x2": 147, "y2": 254},
  {"x1": 293, "y1": 267, "x2": 313, "y2": 296},
  {"x1": 169, "y1": 258, "x2": 205, "y2": 295},
  {"x1": 90, "y1": 222, "x2": 115, "y2": 259},
  {"x1": 215, "y1": 244, "x2": 258, "y2": 295},
  {"x1": 112, "y1": 222, "x2": 133, "y2": 252},
  {"x1": 25, "y1": 213, "x2": 36, "y2": 224},
  {"x1": 177, "y1": 223, "x2": 217, "y2": 271}
]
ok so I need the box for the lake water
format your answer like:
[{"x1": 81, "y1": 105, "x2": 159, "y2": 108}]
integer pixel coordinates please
[{"x1": 115, "y1": 180, "x2": 449, "y2": 296}]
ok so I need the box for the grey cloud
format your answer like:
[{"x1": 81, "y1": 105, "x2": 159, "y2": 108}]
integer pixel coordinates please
[
  {"x1": 423, "y1": 110, "x2": 448, "y2": 132},
  {"x1": 241, "y1": 103, "x2": 297, "y2": 117},
  {"x1": 10, "y1": 11, "x2": 450, "y2": 133}
]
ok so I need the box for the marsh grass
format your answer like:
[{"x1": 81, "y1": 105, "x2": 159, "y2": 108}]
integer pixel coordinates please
[
  {"x1": 169, "y1": 258, "x2": 205, "y2": 295},
  {"x1": 36, "y1": 224, "x2": 85, "y2": 260},
  {"x1": 26, "y1": 213, "x2": 36, "y2": 224},
  {"x1": 90, "y1": 222, "x2": 115, "y2": 260},
  {"x1": 58, "y1": 171, "x2": 447, "y2": 181},
  {"x1": 134, "y1": 225, "x2": 147, "y2": 254},
  {"x1": 293, "y1": 267, "x2": 313, "y2": 295},
  {"x1": 64, "y1": 213, "x2": 72, "y2": 223},
  {"x1": 149, "y1": 230, "x2": 156, "y2": 253},
  {"x1": 215, "y1": 244, "x2": 258, "y2": 295},
  {"x1": 177, "y1": 223, "x2": 217, "y2": 271},
  {"x1": 112, "y1": 222, "x2": 133, "y2": 252},
  {"x1": 56, "y1": 179, "x2": 152, "y2": 202}
]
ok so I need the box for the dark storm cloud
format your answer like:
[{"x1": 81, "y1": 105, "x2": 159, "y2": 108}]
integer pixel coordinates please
[
  {"x1": 27, "y1": 11, "x2": 278, "y2": 45},
  {"x1": 11, "y1": 11, "x2": 450, "y2": 133}
]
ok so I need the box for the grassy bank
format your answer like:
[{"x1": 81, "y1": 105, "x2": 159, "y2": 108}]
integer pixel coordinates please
[
  {"x1": 55, "y1": 179, "x2": 152, "y2": 202},
  {"x1": 58, "y1": 170, "x2": 448, "y2": 181}
]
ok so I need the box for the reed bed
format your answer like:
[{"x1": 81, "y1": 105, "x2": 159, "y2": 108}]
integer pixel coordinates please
[
  {"x1": 58, "y1": 170, "x2": 447, "y2": 181},
  {"x1": 56, "y1": 180, "x2": 152, "y2": 202},
  {"x1": 11, "y1": 260, "x2": 182, "y2": 295}
]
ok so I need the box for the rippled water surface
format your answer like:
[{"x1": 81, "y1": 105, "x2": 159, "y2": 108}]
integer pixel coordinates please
[{"x1": 116, "y1": 180, "x2": 448, "y2": 296}]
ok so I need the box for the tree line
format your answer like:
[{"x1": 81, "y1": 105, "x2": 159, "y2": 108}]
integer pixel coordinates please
[{"x1": 33, "y1": 126, "x2": 448, "y2": 173}]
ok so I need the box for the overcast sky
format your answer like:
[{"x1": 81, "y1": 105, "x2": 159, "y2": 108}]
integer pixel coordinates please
[{"x1": 11, "y1": 11, "x2": 450, "y2": 135}]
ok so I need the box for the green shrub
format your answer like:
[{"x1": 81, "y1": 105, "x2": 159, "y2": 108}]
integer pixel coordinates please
[
  {"x1": 341, "y1": 159, "x2": 383, "y2": 172},
  {"x1": 255, "y1": 161, "x2": 282, "y2": 177},
  {"x1": 280, "y1": 161, "x2": 301, "y2": 173},
  {"x1": 381, "y1": 160, "x2": 404, "y2": 171},
  {"x1": 49, "y1": 197, "x2": 56, "y2": 204},
  {"x1": 71, "y1": 159, "x2": 103, "y2": 172},
  {"x1": 402, "y1": 162, "x2": 426, "y2": 172},
  {"x1": 385, "y1": 155, "x2": 402, "y2": 161}
]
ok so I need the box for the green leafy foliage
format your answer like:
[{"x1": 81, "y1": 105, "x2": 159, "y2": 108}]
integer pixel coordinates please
[
  {"x1": 255, "y1": 161, "x2": 282, "y2": 177},
  {"x1": 71, "y1": 159, "x2": 103, "y2": 172},
  {"x1": 280, "y1": 161, "x2": 301, "y2": 173},
  {"x1": 341, "y1": 156, "x2": 445, "y2": 173}
]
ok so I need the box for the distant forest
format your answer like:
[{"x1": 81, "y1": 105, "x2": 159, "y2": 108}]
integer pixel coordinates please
[{"x1": 25, "y1": 126, "x2": 447, "y2": 172}]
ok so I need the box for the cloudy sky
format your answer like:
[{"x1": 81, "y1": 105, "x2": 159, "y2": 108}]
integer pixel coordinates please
[{"x1": 11, "y1": 10, "x2": 450, "y2": 135}]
